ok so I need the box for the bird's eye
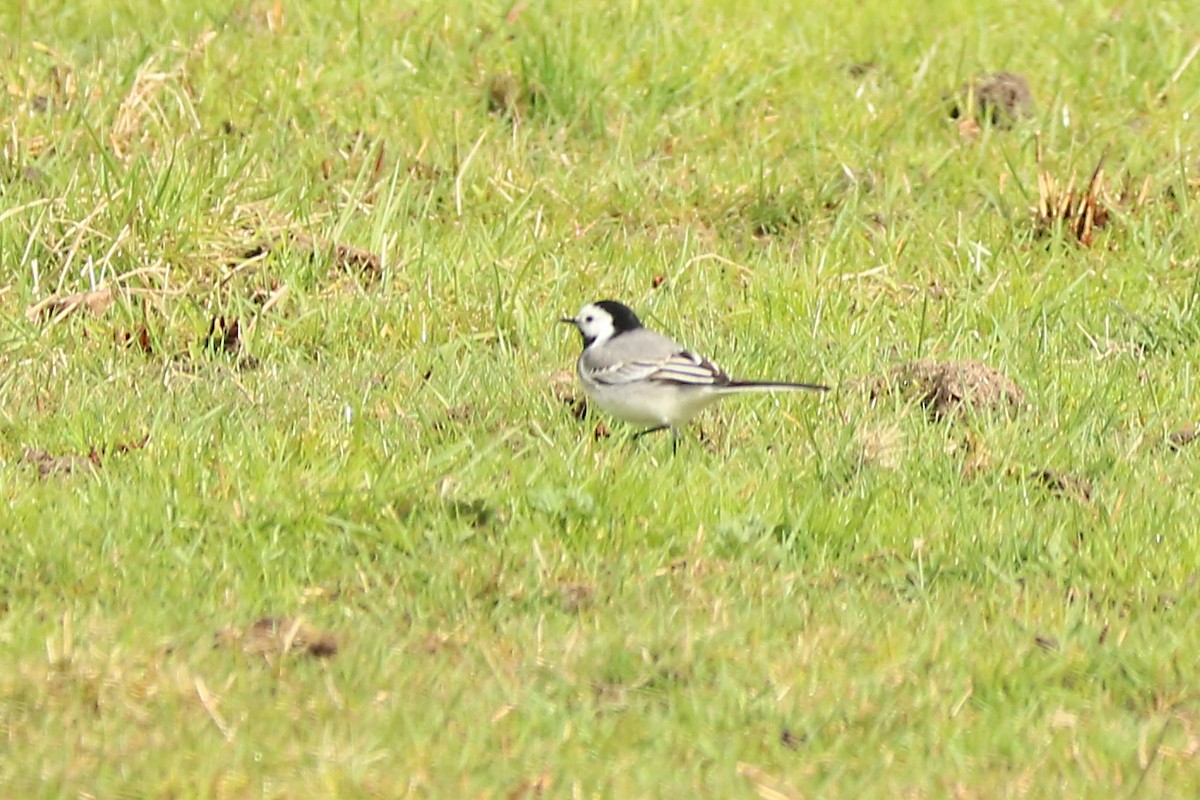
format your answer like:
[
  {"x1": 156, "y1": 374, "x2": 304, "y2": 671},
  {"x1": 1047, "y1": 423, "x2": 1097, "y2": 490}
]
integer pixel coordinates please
[{"x1": 584, "y1": 315, "x2": 594, "y2": 323}]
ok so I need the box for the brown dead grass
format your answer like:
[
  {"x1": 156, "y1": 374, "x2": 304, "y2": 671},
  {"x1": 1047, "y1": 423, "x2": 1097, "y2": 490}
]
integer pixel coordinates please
[
  {"x1": 506, "y1": 772, "x2": 554, "y2": 800},
  {"x1": 22, "y1": 435, "x2": 149, "y2": 478},
  {"x1": 239, "y1": 230, "x2": 382, "y2": 276},
  {"x1": 25, "y1": 285, "x2": 115, "y2": 323},
  {"x1": 1031, "y1": 139, "x2": 1151, "y2": 246},
  {"x1": 109, "y1": 32, "x2": 215, "y2": 158},
  {"x1": 214, "y1": 617, "x2": 338, "y2": 660},
  {"x1": 556, "y1": 582, "x2": 596, "y2": 613},
  {"x1": 737, "y1": 762, "x2": 803, "y2": 800},
  {"x1": 855, "y1": 423, "x2": 905, "y2": 470},
  {"x1": 548, "y1": 370, "x2": 588, "y2": 421},
  {"x1": 22, "y1": 447, "x2": 99, "y2": 477}
]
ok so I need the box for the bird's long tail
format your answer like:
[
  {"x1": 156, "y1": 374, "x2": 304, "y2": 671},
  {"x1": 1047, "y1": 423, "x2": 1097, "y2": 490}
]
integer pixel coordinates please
[{"x1": 722, "y1": 380, "x2": 830, "y2": 393}]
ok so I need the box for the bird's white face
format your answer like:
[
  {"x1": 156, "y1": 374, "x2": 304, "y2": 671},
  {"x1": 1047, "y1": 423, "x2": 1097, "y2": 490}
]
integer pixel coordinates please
[{"x1": 568, "y1": 303, "x2": 617, "y2": 348}]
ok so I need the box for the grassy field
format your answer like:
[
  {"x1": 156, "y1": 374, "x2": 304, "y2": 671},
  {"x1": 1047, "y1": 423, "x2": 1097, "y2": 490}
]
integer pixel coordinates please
[{"x1": 2, "y1": 0, "x2": 1199, "y2": 796}]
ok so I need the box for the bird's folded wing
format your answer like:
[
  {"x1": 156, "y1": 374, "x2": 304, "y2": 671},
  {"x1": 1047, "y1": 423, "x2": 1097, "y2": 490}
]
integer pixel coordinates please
[{"x1": 588, "y1": 350, "x2": 727, "y2": 386}]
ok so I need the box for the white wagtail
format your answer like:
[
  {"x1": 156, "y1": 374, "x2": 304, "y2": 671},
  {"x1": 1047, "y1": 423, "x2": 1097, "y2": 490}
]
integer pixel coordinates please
[{"x1": 561, "y1": 300, "x2": 828, "y2": 449}]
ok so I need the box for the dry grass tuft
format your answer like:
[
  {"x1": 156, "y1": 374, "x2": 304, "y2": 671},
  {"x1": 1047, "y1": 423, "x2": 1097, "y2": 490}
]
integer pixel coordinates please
[
  {"x1": 109, "y1": 32, "x2": 215, "y2": 158},
  {"x1": 737, "y1": 762, "x2": 803, "y2": 800},
  {"x1": 855, "y1": 423, "x2": 905, "y2": 470},
  {"x1": 1032, "y1": 139, "x2": 1151, "y2": 246},
  {"x1": 556, "y1": 582, "x2": 596, "y2": 612},
  {"x1": 26, "y1": 285, "x2": 115, "y2": 323},
  {"x1": 548, "y1": 370, "x2": 588, "y2": 421}
]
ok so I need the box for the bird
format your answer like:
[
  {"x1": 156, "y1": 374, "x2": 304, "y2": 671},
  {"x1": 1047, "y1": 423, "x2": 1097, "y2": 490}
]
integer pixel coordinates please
[{"x1": 560, "y1": 300, "x2": 828, "y2": 449}]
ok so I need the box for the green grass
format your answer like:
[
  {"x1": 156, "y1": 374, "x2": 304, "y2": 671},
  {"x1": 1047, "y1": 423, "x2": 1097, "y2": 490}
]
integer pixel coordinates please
[{"x1": 2, "y1": 0, "x2": 1199, "y2": 796}]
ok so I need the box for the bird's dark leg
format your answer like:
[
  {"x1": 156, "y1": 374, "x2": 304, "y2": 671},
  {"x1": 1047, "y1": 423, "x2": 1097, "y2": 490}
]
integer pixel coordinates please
[{"x1": 632, "y1": 424, "x2": 670, "y2": 441}]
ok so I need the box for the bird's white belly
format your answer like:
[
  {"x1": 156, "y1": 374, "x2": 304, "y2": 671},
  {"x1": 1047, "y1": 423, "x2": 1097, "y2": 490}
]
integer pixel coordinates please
[{"x1": 584, "y1": 381, "x2": 721, "y2": 427}]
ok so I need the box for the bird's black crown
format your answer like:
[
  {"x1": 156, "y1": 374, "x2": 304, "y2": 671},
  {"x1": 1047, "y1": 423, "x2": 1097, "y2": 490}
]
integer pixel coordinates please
[{"x1": 595, "y1": 300, "x2": 643, "y2": 333}]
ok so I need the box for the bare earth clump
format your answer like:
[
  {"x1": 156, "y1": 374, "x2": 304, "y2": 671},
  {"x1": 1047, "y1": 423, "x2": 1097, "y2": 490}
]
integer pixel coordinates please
[
  {"x1": 950, "y1": 71, "x2": 1034, "y2": 127},
  {"x1": 239, "y1": 230, "x2": 382, "y2": 277},
  {"x1": 548, "y1": 370, "x2": 587, "y2": 421},
  {"x1": 485, "y1": 72, "x2": 544, "y2": 121},
  {"x1": 863, "y1": 359, "x2": 1025, "y2": 420},
  {"x1": 22, "y1": 435, "x2": 150, "y2": 478},
  {"x1": 1029, "y1": 468, "x2": 1093, "y2": 503},
  {"x1": 214, "y1": 617, "x2": 338, "y2": 660},
  {"x1": 1168, "y1": 424, "x2": 1198, "y2": 450}
]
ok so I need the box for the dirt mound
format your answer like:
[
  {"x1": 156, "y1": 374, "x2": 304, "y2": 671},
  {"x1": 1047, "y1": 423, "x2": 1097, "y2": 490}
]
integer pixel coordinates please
[
  {"x1": 863, "y1": 359, "x2": 1025, "y2": 420},
  {"x1": 950, "y1": 71, "x2": 1033, "y2": 126}
]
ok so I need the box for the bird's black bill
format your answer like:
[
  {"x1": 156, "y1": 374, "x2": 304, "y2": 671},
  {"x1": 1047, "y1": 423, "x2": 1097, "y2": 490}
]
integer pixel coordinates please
[{"x1": 559, "y1": 317, "x2": 576, "y2": 325}]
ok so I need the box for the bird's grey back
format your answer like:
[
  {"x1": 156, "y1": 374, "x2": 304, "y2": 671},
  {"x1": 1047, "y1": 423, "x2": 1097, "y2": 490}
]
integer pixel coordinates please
[{"x1": 580, "y1": 327, "x2": 684, "y2": 371}]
